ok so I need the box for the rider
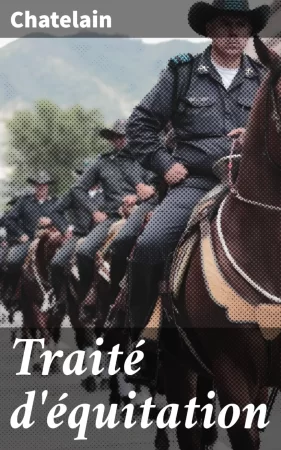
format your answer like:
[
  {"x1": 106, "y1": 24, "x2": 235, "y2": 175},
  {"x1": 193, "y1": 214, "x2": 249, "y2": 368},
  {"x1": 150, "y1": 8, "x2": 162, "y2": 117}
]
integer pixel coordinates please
[
  {"x1": 0, "y1": 187, "x2": 35, "y2": 270},
  {"x1": 74, "y1": 119, "x2": 157, "y2": 300},
  {"x1": 50, "y1": 160, "x2": 104, "y2": 300},
  {"x1": 126, "y1": 0, "x2": 270, "y2": 333},
  {"x1": 5, "y1": 170, "x2": 57, "y2": 274},
  {"x1": 109, "y1": 126, "x2": 174, "y2": 300}
]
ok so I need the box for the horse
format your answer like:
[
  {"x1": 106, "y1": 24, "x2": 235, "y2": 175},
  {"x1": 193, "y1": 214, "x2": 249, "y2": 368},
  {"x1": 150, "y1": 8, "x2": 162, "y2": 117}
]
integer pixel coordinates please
[
  {"x1": 20, "y1": 226, "x2": 66, "y2": 371},
  {"x1": 64, "y1": 202, "x2": 139, "y2": 392},
  {"x1": 167, "y1": 37, "x2": 281, "y2": 450}
]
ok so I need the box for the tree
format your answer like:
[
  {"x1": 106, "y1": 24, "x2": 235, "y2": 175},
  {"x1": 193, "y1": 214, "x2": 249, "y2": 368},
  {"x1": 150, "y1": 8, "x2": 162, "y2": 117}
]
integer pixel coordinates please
[{"x1": 6, "y1": 100, "x2": 107, "y2": 194}]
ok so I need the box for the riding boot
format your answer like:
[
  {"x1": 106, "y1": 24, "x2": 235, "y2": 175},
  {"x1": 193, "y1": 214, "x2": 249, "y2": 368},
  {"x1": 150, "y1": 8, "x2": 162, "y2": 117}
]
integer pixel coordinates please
[
  {"x1": 77, "y1": 254, "x2": 94, "y2": 300},
  {"x1": 126, "y1": 337, "x2": 160, "y2": 389},
  {"x1": 110, "y1": 255, "x2": 127, "y2": 300},
  {"x1": 51, "y1": 266, "x2": 64, "y2": 300},
  {"x1": 125, "y1": 261, "x2": 163, "y2": 386},
  {"x1": 127, "y1": 260, "x2": 163, "y2": 337}
]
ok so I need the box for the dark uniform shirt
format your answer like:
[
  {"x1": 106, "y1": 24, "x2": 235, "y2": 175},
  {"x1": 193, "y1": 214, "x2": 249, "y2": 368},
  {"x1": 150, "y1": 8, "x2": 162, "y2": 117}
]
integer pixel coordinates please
[
  {"x1": 51, "y1": 187, "x2": 104, "y2": 235},
  {"x1": 127, "y1": 45, "x2": 267, "y2": 185},
  {"x1": 74, "y1": 146, "x2": 157, "y2": 217},
  {"x1": 5, "y1": 194, "x2": 57, "y2": 239}
]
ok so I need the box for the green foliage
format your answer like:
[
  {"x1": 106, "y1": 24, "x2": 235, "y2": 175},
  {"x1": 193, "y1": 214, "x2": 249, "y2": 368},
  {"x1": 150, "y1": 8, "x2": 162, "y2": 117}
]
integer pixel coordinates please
[{"x1": 6, "y1": 100, "x2": 107, "y2": 194}]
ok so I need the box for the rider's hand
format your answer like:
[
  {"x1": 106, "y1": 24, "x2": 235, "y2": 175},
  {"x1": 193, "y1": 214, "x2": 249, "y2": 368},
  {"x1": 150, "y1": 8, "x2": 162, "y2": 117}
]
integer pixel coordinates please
[
  {"x1": 164, "y1": 163, "x2": 188, "y2": 185},
  {"x1": 228, "y1": 128, "x2": 246, "y2": 148},
  {"x1": 136, "y1": 184, "x2": 155, "y2": 201},
  {"x1": 64, "y1": 229, "x2": 73, "y2": 240},
  {"x1": 123, "y1": 195, "x2": 138, "y2": 206},
  {"x1": 19, "y1": 234, "x2": 29, "y2": 243},
  {"x1": 227, "y1": 128, "x2": 246, "y2": 139},
  {"x1": 93, "y1": 211, "x2": 108, "y2": 223},
  {"x1": 39, "y1": 217, "x2": 52, "y2": 227}
]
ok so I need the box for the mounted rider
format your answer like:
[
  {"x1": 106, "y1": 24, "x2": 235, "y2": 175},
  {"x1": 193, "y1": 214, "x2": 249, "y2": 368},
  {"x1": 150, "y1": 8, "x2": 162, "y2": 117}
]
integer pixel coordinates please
[
  {"x1": 5, "y1": 170, "x2": 57, "y2": 274},
  {"x1": 126, "y1": 0, "x2": 270, "y2": 334},
  {"x1": 74, "y1": 119, "x2": 157, "y2": 300},
  {"x1": 50, "y1": 159, "x2": 104, "y2": 301},
  {"x1": 109, "y1": 125, "x2": 174, "y2": 301},
  {"x1": 0, "y1": 186, "x2": 35, "y2": 269}
]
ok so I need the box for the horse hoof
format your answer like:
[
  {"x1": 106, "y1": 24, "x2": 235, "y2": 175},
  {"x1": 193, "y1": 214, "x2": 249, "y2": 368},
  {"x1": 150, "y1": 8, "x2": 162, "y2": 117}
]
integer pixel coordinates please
[
  {"x1": 155, "y1": 428, "x2": 169, "y2": 450},
  {"x1": 81, "y1": 376, "x2": 96, "y2": 393}
]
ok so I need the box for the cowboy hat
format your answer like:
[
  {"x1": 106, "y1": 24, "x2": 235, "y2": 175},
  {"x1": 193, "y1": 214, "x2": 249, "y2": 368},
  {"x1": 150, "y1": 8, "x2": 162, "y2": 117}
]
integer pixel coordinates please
[
  {"x1": 188, "y1": 0, "x2": 271, "y2": 37},
  {"x1": 99, "y1": 119, "x2": 127, "y2": 140},
  {"x1": 27, "y1": 170, "x2": 54, "y2": 185}
]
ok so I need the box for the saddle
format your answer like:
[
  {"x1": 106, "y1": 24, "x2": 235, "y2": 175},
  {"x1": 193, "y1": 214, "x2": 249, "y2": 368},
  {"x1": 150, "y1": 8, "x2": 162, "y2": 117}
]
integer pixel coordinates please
[
  {"x1": 169, "y1": 154, "x2": 241, "y2": 299},
  {"x1": 170, "y1": 182, "x2": 228, "y2": 299},
  {"x1": 170, "y1": 170, "x2": 281, "y2": 342},
  {"x1": 200, "y1": 218, "x2": 281, "y2": 341}
]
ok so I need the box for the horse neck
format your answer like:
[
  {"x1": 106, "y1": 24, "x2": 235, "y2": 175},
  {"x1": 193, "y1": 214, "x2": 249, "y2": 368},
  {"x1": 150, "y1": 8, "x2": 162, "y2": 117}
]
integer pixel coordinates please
[
  {"x1": 36, "y1": 237, "x2": 50, "y2": 282},
  {"x1": 220, "y1": 143, "x2": 281, "y2": 298},
  {"x1": 237, "y1": 158, "x2": 281, "y2": 207}
]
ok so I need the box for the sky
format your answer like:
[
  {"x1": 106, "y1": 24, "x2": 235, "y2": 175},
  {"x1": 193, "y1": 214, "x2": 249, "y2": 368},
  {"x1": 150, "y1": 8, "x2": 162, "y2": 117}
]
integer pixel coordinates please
[{"x1": 0, "y1": 37, "x2": 211, "y2": 49}]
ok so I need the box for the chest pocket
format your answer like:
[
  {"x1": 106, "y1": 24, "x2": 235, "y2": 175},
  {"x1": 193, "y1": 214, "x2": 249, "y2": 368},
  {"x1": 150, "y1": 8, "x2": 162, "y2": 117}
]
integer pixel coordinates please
[
  {"x1": 177, "y1": 94, "x2": 220, "y2": 136},
  {"x1": 237, "y1": 94, "x2": 255, "y2": 127},
  {"x1": 237, "y1": 81, "x2": 258, "y2": 125}
]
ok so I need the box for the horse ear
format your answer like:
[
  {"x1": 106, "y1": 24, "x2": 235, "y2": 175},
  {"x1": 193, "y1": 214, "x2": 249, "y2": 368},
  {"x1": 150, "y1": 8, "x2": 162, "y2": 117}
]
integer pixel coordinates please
[{"x1": 254, "y1": 36, "x2": 281, "y2": 72}]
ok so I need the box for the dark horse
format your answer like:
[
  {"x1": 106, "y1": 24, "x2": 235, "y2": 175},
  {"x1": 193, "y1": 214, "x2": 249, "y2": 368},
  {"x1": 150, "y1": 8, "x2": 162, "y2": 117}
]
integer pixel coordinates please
[
  {"x1": 20, "y1": 227, "x2": 66, "y2": 370},
  {"x1": 172, "y1": 38, "x2": 281, "y2": 449}
]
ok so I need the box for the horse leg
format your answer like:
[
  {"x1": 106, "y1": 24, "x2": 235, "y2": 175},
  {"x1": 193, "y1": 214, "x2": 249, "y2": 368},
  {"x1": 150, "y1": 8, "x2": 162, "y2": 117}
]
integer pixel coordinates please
[
  {"x1": 161, "y1": 350, "x2": 202, "y2": 450},
  {"x1": 214, "y1": 360, "x2": 261, "y2": 450},
  {"x1": 196, "y1": 376, "x2": 218, "y2": 448}
]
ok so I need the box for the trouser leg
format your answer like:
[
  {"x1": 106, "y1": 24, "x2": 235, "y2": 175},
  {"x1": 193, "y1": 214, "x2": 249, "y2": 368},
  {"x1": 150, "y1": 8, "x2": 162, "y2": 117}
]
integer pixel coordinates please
[
  {"x1": 77, "y1": 219, "x2": 115, "y2": 299},
  {"x1": 110, "y1": 199, "x2": 157, "y2": 299},
  {"x1": 129, "y1": 184, "x2": 211, "y2": 331},
  {"x1": 50, "y1": 237, "x2": 78, "y2": 298},
  {"x1": 6, "y1": 242, "x2": 29, "y2": 274}
]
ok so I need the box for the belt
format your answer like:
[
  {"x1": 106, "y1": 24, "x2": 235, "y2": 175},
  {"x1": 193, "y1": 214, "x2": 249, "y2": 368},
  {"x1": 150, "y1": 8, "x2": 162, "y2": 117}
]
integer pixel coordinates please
[{"x1": 187, "y1": 166, "x2": 219, "y2": 182}]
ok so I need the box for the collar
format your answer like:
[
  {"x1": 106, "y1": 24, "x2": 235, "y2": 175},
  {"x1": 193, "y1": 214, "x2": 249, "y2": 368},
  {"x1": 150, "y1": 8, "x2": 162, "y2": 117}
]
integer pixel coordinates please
[
  {"x1": 107, "y1": 145, "x2": 129, "y2": 160},
  {"x1": 196, "y1": 45, "x2": 259, "y2": 88},
  {"x1": 33, "y1": 195, "x2": 52, "y2": 203}
]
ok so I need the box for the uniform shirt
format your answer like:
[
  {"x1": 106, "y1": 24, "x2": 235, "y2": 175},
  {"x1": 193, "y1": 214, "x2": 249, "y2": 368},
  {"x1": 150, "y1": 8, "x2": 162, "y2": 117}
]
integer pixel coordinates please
[
  {"x1": 212, "y1": 62, "x2": 239, "y2": 89},
  {"x1": 74, "y1": 146, "x2": 157, "y2": 217},
  {"x1": 127, "y1": 45, "x2": 267, "y2": 185},
  {"x1": 5, "y1": 194, "x2": 57, "y2": 239},
  {"x1": 51, "y1": 187, "x2": 104, "y2": 236}
]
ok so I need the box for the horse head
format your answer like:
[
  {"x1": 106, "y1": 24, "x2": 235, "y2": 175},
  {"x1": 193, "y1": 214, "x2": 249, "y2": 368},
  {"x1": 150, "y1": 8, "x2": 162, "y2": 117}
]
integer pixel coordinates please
[{"x1": 237, "y1": 38, "x2": 281, "y2": 205}]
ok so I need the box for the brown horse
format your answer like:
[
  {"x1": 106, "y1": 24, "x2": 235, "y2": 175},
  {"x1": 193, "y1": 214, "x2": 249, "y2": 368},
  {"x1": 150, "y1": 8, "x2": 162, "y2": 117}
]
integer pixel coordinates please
[
  {"x1": 20, "y1": 227, "x2": 66, "y2": 370},
  {"x1": 170, "y1": 38, "x2": 281, "y2": 449}
]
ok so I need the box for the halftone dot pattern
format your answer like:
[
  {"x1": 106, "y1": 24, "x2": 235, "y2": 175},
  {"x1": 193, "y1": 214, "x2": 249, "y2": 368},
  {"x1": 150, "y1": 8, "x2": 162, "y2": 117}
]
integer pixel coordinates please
[{"x1": 1, "y1": 27, "x2": 281, "y2": 450}]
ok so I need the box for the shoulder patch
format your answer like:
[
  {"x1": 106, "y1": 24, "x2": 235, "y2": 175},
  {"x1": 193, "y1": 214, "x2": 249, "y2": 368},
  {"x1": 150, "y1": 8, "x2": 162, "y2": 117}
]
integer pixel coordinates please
[{"x1": 168, "y1": 53, "x2": 193, "y2": 70}]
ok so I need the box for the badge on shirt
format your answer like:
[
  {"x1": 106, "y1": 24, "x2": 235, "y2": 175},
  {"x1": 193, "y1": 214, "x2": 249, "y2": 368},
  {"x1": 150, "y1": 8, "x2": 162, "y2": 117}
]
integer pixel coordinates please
[
  {"x1": 245, "y1": 68, "x2": 254, "y2": 77},
  {"x1": 198, "y1": 65, "x2": 209, "y2": 74}
]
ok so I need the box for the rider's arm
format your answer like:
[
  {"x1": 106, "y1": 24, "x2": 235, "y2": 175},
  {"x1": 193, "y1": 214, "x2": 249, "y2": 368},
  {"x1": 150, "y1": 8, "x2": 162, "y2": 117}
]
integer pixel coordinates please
[
  {"x1": 73, "y1": 160, "x2": 101, "y2": 213},
  {"x1": 51, "y1": 191, "x2": 72, "y2": 234},
  {"x1": 126, "y1": 68, "x2": 178, "y2": 177},
  {"x1": 4, "y1": 199, "x2": 25, "y2": 239}
]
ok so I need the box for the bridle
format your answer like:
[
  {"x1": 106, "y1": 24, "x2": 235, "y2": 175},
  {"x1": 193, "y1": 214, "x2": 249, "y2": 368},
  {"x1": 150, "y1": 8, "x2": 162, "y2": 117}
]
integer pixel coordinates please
[
  {"x1": 216, "y1": 74, "x2": 281, "y2": 303},
  {"x1": 228, "y1": 75, "x2": 281, "y2": 212},
  {"x1": 264, "y1": 77, "x2": 281, "y2": 171}
]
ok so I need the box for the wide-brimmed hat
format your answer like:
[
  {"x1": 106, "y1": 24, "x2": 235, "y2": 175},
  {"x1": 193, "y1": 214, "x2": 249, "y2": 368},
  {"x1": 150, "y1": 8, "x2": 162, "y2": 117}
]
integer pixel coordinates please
[
  {"x1": 188, "y1": 0, "x2": 271, "y2": 37},
  {"x1": 27, "y1": 170, "x2": 54, "y2": 185},
  {"x1": 99, "y1": 119, "x2": 127, "y2": 140}
]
